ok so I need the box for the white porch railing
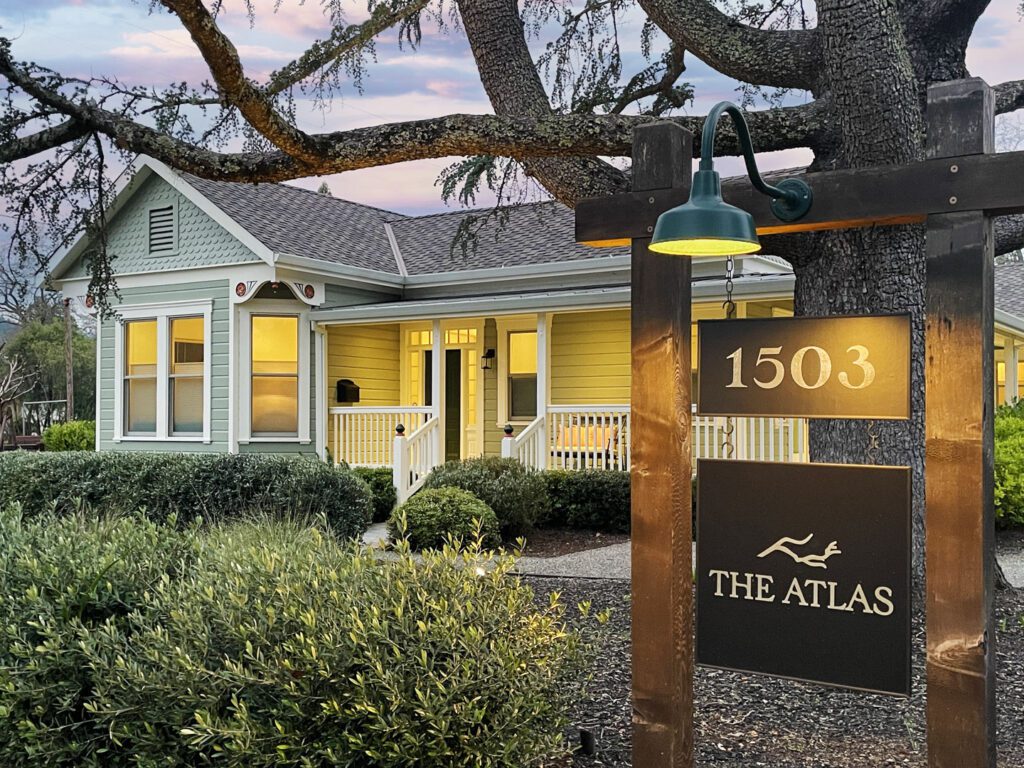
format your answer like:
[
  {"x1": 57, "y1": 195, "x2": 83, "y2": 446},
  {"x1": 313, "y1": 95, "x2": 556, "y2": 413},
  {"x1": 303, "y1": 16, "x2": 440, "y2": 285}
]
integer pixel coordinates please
[
  {"x1": 330, "y1": 406, "x2": 432, "y2": 468},
  {"x1": 394, "y1": 416, "x2": 441, "y2": 503},
  {"x1": 501, "y1": 404, "x2": 808, "y2": 471},
  {"x1": 500, "y1": 415, "x2": 548, "y2": 469}
]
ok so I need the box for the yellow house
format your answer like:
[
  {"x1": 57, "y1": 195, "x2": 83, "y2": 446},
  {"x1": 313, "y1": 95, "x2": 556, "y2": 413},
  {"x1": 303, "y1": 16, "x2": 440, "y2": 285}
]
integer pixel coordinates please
[{"x1": 50, "y1": 158, "x2": 1024, "y2": 501}]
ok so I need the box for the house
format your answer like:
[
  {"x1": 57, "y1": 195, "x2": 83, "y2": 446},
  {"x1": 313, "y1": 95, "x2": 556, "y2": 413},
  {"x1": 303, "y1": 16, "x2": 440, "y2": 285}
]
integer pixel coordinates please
[{"x1": 51, "y1": 158, "x2": 1024, "y2": 501}]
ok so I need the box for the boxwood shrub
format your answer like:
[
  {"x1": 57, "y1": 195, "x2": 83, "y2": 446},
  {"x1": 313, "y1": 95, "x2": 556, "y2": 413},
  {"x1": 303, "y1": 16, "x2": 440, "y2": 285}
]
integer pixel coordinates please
[
  {"x1": 351, "y1": 466, "x2": 398, "y2": 523},
  {"x1": 0, "y1": 452, "x2": 372, "y2": 538},
  {"x1": 41, "y1": 420, "x2": 95, "y2": 451},
  {"x1": 389, "y1": 487, "x2": 500, "y2": 550},
  {"x1": 0, "y1": 509, "x2": 585, "y2": 767},
  {"x1": 423, "y1": 457, "x2": 550, "y2": 537},
  {"x1": 544, "y1": 470, "x2": 631, "y2": 533}
]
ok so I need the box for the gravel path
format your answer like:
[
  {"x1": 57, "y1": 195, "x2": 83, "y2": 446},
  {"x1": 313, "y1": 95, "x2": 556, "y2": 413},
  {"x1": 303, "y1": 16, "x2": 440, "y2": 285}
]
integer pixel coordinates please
[{"x1": 525, "y1": 576, "x2": 1024, "y2": 768}]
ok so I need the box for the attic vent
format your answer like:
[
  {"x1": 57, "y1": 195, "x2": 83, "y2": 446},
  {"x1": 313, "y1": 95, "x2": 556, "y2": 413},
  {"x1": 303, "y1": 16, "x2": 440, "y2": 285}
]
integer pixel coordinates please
[{"x1": 148, "y1": 205, "x2": 177, "y2": 254}]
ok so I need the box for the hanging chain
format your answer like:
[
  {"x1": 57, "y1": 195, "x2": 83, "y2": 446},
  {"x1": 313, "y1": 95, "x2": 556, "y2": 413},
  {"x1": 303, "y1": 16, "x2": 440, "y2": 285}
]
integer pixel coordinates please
[
  {"x1": 865, "y1": 419, "x2": 881, "y2": 465},
  {"x1": 721, "y1": 256, "x2": 737, "y2": 458}
]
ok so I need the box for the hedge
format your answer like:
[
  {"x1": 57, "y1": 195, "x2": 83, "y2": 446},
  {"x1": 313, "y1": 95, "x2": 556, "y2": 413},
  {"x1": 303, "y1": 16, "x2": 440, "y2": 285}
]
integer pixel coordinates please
[
  {"x1": 41, "y1": 420, "x2": 95, "y2": 451},
  {"x1": 0, "y1": 509, "x2": 585, "y2": 767},
  {"x1": 543, "y1": 470, "x2": 631, "y2": 533},
  {"x1": 995, "y1": 405, "x2": 1024, "y2": 527},
  {"x1": 0, "y1": 452, "x2": 372, "y2": 538},
  {"x1": 389, "y1": 487, "x2": 500, "y2": 550}
]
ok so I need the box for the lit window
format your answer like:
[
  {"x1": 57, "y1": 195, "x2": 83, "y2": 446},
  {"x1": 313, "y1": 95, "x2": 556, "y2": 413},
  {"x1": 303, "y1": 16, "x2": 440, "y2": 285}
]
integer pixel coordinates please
[
  {"x1": 169, "y1": 316, "x2": 204, "y2": 434},
  {"x1": 508, "y1": 331, "x2": 538, "y2": 420},
  {"x1": 251, "y1": 315, "x2": 299, "y2": 435},
  {"x1": 124, "y1": 320, "x2": 157, "y2": 434}
]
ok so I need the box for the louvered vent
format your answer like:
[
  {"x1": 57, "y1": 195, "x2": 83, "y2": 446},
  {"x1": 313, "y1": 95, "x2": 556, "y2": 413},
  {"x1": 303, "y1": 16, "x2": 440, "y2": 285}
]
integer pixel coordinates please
[{"x1": 148, "y1": 206, "x2": 176, "y2": 254}]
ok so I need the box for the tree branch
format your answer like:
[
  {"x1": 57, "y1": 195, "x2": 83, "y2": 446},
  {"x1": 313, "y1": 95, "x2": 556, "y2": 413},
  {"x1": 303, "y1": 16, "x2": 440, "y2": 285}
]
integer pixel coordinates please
[
  {"x1": 637, "y1": 0, "x2": 819, "y2": 91},
  {"x1": 996, "y1": 214, "x2": 1024, "y2": 256},
  {"x1": 0, "y1": 119, "x2": 90, "y2": 164},
  {"x1": 158, "y1": 0, "x2": 321, "y2": 165},
  {"x1": 995, "y1": 79, "x2": 1024, "y2": 116}
]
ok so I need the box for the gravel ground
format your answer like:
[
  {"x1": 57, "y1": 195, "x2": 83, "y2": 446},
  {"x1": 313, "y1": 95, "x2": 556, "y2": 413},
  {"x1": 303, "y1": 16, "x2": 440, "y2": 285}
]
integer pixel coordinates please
[{"x1": 525, "y1": 576, "x2": 1024, "y2": 768}]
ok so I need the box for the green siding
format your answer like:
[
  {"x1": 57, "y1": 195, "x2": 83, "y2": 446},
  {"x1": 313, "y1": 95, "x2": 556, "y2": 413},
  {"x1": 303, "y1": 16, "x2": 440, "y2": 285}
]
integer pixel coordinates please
[
  {"x1": 67, "y1": 174, "x2": 259, "y2": 278},
  {"x1": 323, "y1": 284, "x2": 397, "y2": 308},
  {"x1": 98, "y1": 280, "x2": 230, "y2": 452}
]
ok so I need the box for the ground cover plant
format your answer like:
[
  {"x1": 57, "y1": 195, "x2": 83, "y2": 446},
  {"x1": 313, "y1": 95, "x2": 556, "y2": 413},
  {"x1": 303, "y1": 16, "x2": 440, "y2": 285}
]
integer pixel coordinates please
[
  {"x1": 424, "y1": 457, "x2": 550, "y2": 537},
  {"x1": 0, "y1": 452, "x2": 372, "y2": 538},
  {"x1": 388, "y1": 487, "x2": 500, "y2": 550},
  {"x1": 0, "y1": 508, "x2": 587, "y2": 767}
]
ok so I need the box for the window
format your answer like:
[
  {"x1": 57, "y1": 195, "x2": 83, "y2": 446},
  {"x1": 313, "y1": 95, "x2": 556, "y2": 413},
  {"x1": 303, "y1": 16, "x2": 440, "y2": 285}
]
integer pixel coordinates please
[
  {"x1": 508, "y1": 330, "x2": 538, "y2": 420},
  {"x1": 251, "y1": 315, "x2": 299, "y2": 435},
  {"x1": 148, "y1": 205, "x2": 177, "y2": 254},
  {"x1": 169, "y1": 317, "x2": 205, "y2": 434},
  {"x1": 124, "y1": 320, "x2": 157, "y2": 434}
]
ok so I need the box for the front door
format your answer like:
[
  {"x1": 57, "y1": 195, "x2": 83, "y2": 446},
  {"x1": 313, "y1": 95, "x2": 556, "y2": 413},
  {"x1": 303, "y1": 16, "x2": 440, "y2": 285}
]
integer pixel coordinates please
[{"x1": 444, "y1": 349, "x2": 461, "y2": 461}]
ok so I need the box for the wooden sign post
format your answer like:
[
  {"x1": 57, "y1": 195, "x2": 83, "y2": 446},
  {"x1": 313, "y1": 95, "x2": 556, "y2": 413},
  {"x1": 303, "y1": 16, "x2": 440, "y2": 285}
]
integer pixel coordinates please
[{"x1": 574, "y1": 77, "x2": 1011, "y2": 768}]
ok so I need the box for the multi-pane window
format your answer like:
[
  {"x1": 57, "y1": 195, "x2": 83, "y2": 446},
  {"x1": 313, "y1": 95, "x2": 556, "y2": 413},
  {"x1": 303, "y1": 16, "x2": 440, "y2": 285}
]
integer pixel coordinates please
[
  {"x1": 124, "y1": 320, "x2": 158, "y2": 434},
  {"x1": 251, "y1": 315, "x2": 299, "y2": 435},
  {"x1": 169, "y1": 317, "x2": 205, "y2": 434},
  {"x1": 508, "y1": 330, "x2": 538, "y2": 420}
]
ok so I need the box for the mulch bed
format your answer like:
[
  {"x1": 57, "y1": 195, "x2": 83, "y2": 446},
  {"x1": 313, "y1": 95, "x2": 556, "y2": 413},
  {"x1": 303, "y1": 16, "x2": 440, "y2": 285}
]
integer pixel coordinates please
[
  {"x1": 525, "y1": 576, "x2": 1024, "y2": 767},
  {"x1": 522, "y1": 528, "x2": 630, "y2": 558}
]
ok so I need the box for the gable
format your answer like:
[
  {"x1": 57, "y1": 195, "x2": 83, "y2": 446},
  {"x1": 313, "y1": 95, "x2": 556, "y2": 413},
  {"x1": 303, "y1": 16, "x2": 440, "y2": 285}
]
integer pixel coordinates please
[{"x1": 60, "y1": 173, "x2": 263, "y2": 280}]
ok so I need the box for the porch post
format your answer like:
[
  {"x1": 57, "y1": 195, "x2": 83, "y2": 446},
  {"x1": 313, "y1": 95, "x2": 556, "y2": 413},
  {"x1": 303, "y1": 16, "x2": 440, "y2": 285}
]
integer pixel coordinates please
[
  {"x1": 1003, "y1": 341, "x2": 1018, "y2": 404},
  {"x1": 431, "y1": 319, "x2": 443, "y2": 460},
  {"x1": 536, "y1": 313, "x2": 549, "y2": 470}
]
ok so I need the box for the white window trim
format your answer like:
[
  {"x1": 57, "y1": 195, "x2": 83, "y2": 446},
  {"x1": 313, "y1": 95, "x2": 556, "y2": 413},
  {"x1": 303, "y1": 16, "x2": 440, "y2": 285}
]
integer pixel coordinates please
[
  {"x1": 237, "y1": 300, "x2": 311, "y2": 445},
  {"x1": 496, "y1": 315, "x2": 545, "y2": 427},
  {"x1": 113, "y1": 299, "x2": 213, "y2": 444},
  {"x1": 146, "y1": 202, "x2": 179, "y2": 257}
]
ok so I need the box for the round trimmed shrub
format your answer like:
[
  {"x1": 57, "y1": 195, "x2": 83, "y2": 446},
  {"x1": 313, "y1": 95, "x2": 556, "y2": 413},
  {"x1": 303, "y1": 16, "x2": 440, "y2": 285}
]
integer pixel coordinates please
[
  {"x1": 41, "y1": 420, "x2": 95, "y2": 451},
  {"x1": 423, "y1": 457, "x2": 550, "y2": 537},
  {"x1": 0, "y1": 509, "x2": 585, "y2": 767},
  {"x1": 0, "y1": 452, "x2": 372, "y2": 538},
  {"x1": 389, "y1": 487, "x2": 500, "y2": 550},
  {"x1": 544, "y1": 469, "x2": 631, "y2": 533}
]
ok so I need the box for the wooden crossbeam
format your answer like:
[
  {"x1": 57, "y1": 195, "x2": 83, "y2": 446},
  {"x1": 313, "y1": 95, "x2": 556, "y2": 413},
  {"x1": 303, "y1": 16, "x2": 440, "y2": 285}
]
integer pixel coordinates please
[{"x1": 576, "y1": 148, "x2": 1024, "y2": 246}]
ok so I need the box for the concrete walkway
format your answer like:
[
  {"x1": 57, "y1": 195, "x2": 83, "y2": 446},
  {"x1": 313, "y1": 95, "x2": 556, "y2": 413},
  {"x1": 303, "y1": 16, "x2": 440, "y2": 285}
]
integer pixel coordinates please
[{"x1": 364, "y1": 523, "x2": 1024, "y2": 587}]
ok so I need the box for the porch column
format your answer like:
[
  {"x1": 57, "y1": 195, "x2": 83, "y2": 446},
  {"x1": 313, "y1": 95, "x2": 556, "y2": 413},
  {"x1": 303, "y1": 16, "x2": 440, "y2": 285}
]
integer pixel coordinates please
[
  {"x1": 431, "y1": 319, "x2": 443, "y2": 459},
  {"x1": 1004, "y1": 341, "x2": 1018, "y2": 404},
  {"x1": 536, "y1": 313, "x2": 549, "y2": 420}
]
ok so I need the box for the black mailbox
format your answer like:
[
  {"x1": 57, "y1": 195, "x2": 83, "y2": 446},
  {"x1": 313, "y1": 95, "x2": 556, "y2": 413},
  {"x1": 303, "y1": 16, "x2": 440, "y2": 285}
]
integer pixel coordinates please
[{"x1": 336, "y1": 379, "x2": 360, "y2": 403}]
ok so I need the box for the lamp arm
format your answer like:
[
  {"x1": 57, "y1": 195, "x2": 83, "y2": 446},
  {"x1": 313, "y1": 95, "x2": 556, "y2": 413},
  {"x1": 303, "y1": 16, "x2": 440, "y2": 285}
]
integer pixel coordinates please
[
  {"x1": 699, "y1": 101, "x2": 789, "y2": 200},
  {"x1": 698, "y1": 101, "x2": 813, "y2": 222}
]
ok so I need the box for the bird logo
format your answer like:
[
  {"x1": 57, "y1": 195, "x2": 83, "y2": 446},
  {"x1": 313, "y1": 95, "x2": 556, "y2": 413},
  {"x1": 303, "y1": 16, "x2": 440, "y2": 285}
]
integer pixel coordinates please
[{"x1": 757, "y1": 534, "x2": 842, "y2": 569}]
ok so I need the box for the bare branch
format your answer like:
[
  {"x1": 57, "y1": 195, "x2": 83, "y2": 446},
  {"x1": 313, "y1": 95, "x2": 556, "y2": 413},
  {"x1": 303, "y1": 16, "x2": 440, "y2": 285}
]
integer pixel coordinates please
[
  {"x1": 637, "y1": 0, "x2": 819, "y2": 91},
  {"x1": 996, "y1": 215, "x2": 1024, "y2": 256},
  {"x1": 159, "y1": 0, "x2": 321, "y2": 165}
]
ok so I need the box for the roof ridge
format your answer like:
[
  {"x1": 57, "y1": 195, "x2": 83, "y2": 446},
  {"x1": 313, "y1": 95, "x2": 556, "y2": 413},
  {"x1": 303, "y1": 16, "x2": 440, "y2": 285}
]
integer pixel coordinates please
[{"x1": 387, "y1": 198, "x2": 563, "y2": 224}]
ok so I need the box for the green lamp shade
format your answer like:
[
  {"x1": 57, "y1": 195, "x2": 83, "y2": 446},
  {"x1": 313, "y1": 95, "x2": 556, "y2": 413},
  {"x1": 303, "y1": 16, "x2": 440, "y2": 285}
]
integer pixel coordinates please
[{"x1": 649, "y1": 169, "x2": 761, "y2": 257}]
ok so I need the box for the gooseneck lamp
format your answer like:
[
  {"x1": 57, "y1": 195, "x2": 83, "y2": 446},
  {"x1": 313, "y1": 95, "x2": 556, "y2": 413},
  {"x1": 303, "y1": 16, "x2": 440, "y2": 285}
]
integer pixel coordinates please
[{"x1": 649, "y1": 101, "x2": 813, "y2": 257}]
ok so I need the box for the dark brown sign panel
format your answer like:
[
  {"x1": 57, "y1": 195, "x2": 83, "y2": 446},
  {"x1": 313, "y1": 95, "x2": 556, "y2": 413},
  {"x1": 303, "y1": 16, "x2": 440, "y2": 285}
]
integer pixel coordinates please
[
  {"x1": 696, "y1": 459, "x2": 911, "y2": 696},
  {"x1": 697, "y1": 314, "x2": 911, "y2": 419}
]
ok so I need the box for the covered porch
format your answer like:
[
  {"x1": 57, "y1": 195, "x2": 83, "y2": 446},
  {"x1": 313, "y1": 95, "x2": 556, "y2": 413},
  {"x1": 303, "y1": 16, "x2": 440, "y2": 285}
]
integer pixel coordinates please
[{"x1": 316, "y1": 295, "x2": 807, "y2": 501}]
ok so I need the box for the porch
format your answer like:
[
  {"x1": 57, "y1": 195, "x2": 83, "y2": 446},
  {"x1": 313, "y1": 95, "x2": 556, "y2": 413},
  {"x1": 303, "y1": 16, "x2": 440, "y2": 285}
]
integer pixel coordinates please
[{"x1": 319, "y1": 301, "x2": 806, "y2": 501}]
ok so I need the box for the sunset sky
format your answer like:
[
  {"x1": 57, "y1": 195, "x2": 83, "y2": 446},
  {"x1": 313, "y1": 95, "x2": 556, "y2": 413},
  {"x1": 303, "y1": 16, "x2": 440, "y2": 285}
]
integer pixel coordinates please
[{"x1": 2, "y1": 0, "x2": 1022, "y2": 215}]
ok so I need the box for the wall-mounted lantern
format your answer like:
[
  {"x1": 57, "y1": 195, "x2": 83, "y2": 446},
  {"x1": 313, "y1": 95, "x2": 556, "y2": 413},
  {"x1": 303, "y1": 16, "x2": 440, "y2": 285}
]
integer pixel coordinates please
[
  {"x1": 481, "y1": 348, "x2": 496, "y2": 371},
  {"x1": 649, "y1": 101, "x2": 813, "y2": 257}
]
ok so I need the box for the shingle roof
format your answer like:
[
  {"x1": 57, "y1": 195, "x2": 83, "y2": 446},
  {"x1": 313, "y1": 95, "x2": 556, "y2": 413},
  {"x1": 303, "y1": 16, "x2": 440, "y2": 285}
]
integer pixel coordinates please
[
  {"x1": 182, "y1": 174, "x2": 404, "y2": 273},
  {"x1": 996, "y1": 259, "x2": 1024, "y2": 319},
  {"x1": 387, "y1": 201, "x2": 629, "y2": 275}
]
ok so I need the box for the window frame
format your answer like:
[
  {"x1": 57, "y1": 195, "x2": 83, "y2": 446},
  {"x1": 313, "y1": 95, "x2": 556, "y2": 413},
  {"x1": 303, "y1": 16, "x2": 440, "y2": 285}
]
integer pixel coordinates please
[
  {"x1": 238, "y1": 301, "x2": 311, "y2": 444},
  {"x1": 496, "y1": 316, "x2": 543, "y2": 426},
  {"x1": 122, "y1": 319, "x2": 158, "y2": 436},
  {"x1": 113, "y1": 300, "x2": 213, "y2": 443},
  {"x1": 168, "y1": 316, "x2": 207, "y2": 437}
]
